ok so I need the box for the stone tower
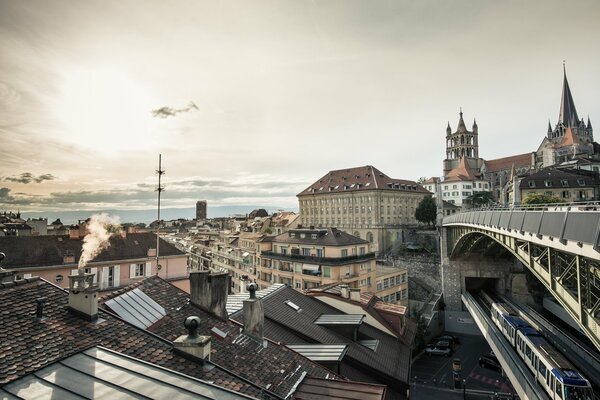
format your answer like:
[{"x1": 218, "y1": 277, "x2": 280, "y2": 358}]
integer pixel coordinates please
[{"x1": 443, "y1": 110, "x2": 482, "y2": 177}]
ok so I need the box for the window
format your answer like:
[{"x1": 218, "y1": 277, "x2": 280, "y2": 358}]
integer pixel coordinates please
[
  {"x1": 544, "y1": 181, "x2": 552, "y2": 187},
  {"x1": 377, "y1": 281, "x2": 382, "y2": 291},
  {"x1": 561, "y1": 180, "x2": 568, "y2": 187},
  {"x1": 311, "y1": 234, "x2": 317, "y2": 239},
  {"x1": 302, "y1": 248, "x2": 311, "y2": 256},
  {"x1": 135, "y1": 263, "x2": 145, "y2": 277},
  {"x1": 577, "y1": 179, "x2": 586, "y2": 186},
  {"x1": 528, "y1": 181, "x2": 535, "y2": 188},
  {"x1": 341, "y1": 249, "x2": 348, "y2": 257},
  {"x1": 323, "y1": 267, "x2": 331, "y2": 278},
  {"x1": 316, "y1": 249, "x2": 323, "y2": 257}
]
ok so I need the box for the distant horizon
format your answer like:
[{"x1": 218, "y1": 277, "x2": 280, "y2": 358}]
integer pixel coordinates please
[{"x1": 18, "y1": 204, "x2": 295, "y2": 226}]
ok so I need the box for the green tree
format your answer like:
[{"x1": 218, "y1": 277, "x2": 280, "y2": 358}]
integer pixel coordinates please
[
  {"x1": 415, "y1": 196, "x2": 436, "y2": 226},
  {"x1": 467, "y1": 191, "x2": 495, "y2": 207},
  {"x1": 522, "y1": 193, "x2": 565, "y2": 205}
]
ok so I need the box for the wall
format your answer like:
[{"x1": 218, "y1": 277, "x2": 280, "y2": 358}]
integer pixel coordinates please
[{"x1": 443, "y1": 311, "x2": 482, "y2": 335}]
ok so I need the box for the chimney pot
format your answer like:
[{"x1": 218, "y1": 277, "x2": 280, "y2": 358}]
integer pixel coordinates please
[
  {"x1": 339, "y1": 284, "x2": 350, "y2": 299},
  {"x1": 67, "y1": 271, "x2": 99, "y2": 322},
  {"x1": 243, "y1": 282, "x2": 264, "y2": 343},
  {"x1": 173, "y1": 315, "x2": 211, "y2": 361}
]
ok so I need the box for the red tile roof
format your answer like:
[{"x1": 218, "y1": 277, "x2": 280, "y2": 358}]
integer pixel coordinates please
[
  {"x1": 0, "y1": 277, "x2": 263, "y2": 397},
  {"x1": 484, "y1": 153, "x2": 533, "y2": 173},
  {"x1": 298, "y1": 165, "x2": 428, "y2": 196},
  {"x1": 444, "y1": 157, "x2": 477, "y2": 182}
]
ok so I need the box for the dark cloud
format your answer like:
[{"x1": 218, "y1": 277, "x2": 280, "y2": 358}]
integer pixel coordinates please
[
  {"x1": 3, "y1": 172, "x2": 56, "y2": 184},
  {"x1": 151, "y1": 101, "x2": 198, "y2": 118},
  {"x1": 0, "y1": 187, "x2": 12, "y2": 198}
]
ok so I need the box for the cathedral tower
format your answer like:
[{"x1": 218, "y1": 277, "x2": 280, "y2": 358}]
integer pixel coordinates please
[{"x1": 443, "y1": 109, "x2": 481, "y2": 176}]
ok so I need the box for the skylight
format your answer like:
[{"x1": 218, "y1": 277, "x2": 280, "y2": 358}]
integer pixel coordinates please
[
  {"x1": 285, "y1": 300, "x2": 301, "y2": 312},
  {"x1": 104, "y1": 288, "x2": 166, "y2": 329}
]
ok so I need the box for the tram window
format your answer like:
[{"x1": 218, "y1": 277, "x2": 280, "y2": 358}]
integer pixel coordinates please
[
  {"x1": 538, "y1": 363, "x2": 546, "y2": 377},
  {"x1": 525, "y1": 345, "x2": 531, "y2": 359},
  {"x1": 555, "y1": 381, "x2": 563, "y2": 398}
]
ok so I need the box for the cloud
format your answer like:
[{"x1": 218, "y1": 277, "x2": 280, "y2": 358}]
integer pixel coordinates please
[
  {"x1": 151, "y1": 101, "x2": 199, "y2": 118},
  {"x1": 3, "y1": 172, "x2": 56, "y2": 184},
  {"x1": 0, "y1": 187, "x2": 12, "y2": 199}
]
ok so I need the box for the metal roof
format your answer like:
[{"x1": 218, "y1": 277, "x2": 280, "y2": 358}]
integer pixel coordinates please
[
  {"x1": 226, "y1": 283, "x2": 284, "y2": 315},
  {"x1": 104, "y1": 287, "x2": 166, "y2": 329},
  {"x1": 358, "y1": 339, "x2": 379, "y2": 352},
  {"x1": 0, "y1": 347, "x2": 252, "y2": 399},
  {"x1": 293, "y1": 377, "x2": 386, "y2": 400},
  {"x1": 286, "y1": 344, "x2": 348, "y2": 362},
  {"x1": 314, "y1": 314, "x2": 364, "y2": 326}
]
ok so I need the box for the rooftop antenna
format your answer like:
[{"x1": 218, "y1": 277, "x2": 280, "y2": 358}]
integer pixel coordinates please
[{"x1": 155, "y1": 154, "x2": 165, "y2": 274}]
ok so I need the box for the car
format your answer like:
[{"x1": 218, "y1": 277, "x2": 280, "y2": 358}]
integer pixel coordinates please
[
  {"x1": 434, "y1": 335, "x2": 459, "y2": 346},
  {"x1": 425, "y1": 341, "x2": 452, "y2": 357},
  {"x1": 479, "y1": 353, "x2": 501, "y2": 372}
]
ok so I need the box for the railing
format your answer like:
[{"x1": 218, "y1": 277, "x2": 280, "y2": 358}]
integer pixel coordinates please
[
  {"x1": 443, "y1": 203, "x2": 600, "y2": 249},
  {"x1": 260, "y1": 251, "x2": 376, "y2": 265},
  {"x1": 456, "y1": 200, "x2": 600, "y2": 212}
]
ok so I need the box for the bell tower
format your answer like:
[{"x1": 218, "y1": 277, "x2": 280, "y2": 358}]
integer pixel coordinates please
[{"x1": 443, "y1": 109, "x2": 480, "y2": 176}]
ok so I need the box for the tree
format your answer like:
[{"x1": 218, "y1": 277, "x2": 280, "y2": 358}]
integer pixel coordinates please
[
  {"x1": 415, "y1": 196, "x2": 436, "y2": 226},
  {"x1": 522, "y1": 193, "x2": 565, "y2": 205},
  {"x1": 467, "y1": 191, "x2": 494, "y2": 208},
  {"x1": 416, "y1": 177, "x2": 428, "y2": 185}
]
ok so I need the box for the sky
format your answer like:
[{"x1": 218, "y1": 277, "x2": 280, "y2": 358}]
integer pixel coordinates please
[{"x1": 1, "y1": 0, "x2": 600, "y2": 214}]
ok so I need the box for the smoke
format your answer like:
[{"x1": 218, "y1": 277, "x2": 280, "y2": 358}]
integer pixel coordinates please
[
  {"x1": 151, "y1": 101, "x2": 199, "y2": 118},
  {"x1": 78, "y1": 213, "x2": 122, "y2": 269}
]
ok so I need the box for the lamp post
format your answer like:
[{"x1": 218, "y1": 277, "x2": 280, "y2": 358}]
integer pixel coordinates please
[{"x1": 462, "y1": 379, "x2": 466, "y2": 399}]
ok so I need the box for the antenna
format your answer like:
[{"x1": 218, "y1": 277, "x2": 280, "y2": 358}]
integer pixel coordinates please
[{"x1": 156, "y1": 154, "x2": 165, "y2": 274}]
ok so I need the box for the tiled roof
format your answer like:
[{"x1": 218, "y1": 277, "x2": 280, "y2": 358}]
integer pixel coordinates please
[
  {"x1": 231, "y1": 286, "x2": 412, "y2": 386},
  {"x1": 484, "y1": 153, "x2": 533, "y2": 173},
  {"x1": 445, "y1": 156, "x2": 477, "y2": 182},
  {"x1": 0, "y1": 277, "x2": 264, "y2": 398},
  {"x1": 298, "y1": 165, "x2": 428, "y2": 196},
  {"x1": 100, "y1": 277, "x2": 340, "y2": 398},
  {"x1": 293, "y1": 376, "x2": 386, "y2": 400},
  {"x1": 559, "y1": 127, "x2": 582, "y2": 146},
  {"x1": 265, "y1": 228, "x2": 369, "y2": 246},
  {"x1": 0, "y1": 232, "x2": 185, "y2": 269}
]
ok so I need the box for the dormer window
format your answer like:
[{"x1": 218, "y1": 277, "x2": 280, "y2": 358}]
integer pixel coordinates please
[
  {"x1": 528, "y1": 181, "x2": 535, "y2": 188},
  {"x1": 577, "y1": 179, "x2": 586, "y2": 186},
  {"x1": 561, "y1": 180, "x2": 569, "y2": 187},
  {"x1": 311, "y1": 233, "x2": 317, "y2": 239},
  {"x1": 544, "y1": 181, "x2": 552, "y2": 187}
]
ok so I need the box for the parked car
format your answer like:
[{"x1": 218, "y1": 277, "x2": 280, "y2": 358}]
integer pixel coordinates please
[
  {"x1": 425, "y1": 340, "x2": 452, "y2": 357},
  {"x1": 479, "y1": 353, "x2": 501, "y2": 372},
  {"x1": 434, "y1": 335, "x2": 459, "y2": 346}
]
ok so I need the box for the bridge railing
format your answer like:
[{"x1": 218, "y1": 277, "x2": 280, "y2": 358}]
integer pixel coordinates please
[{"x1": 443, "y1": 202, "x2": 600, "y2": 249}]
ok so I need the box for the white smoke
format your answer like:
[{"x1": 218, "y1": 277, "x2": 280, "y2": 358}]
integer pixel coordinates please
[{"x1": 78, "y1": 213, "x2": 122, "y2": 269}]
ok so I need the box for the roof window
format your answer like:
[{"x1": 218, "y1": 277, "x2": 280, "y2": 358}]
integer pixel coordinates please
[
  {"x1": 544, "y1": 181, "x2": 552, "y2": 187},
  {"x1": 285, "y1": 300, "x2": 302, "y2": 312},
  {"x1": 561, "y1": 180, "x2": 569, "y2": 187},
  {"x1": 578, "y1": 179, "x2": 586, "y2": 186},
  {"x1": 528, "y1": 181, "x2": 535, "y2": 188}
]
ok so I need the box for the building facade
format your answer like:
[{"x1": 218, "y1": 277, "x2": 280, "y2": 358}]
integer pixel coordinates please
[
  {"x1": 196, "y1": 200, "x2": 207, "y2": 220},
  {"x1": 297, "y1": 165, "x2": 429, "y2": 254},
  {"x1": 257, "y1": 227, "x2": 382, "y2": 294}
]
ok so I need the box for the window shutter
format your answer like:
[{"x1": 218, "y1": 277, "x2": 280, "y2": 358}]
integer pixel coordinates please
[
  {"x1": 90, "y1": 268, "x2": 98, "y2": 284},
  {"x1": 129, "y1": 264, "x2": 136, "y2": 278},
  {"x1": 101, "y1": 267, "x2": 109, "y2": 289},
  {"x1": 71, "y1": 269, "x2": 79, "y2": 276},
  {"x1": 145, "y1": 262, "x2": 152, "y2": 277},
  {"x1": 114, "y1": 265, "x2": 120, "y2": 287},
  {"x1": 23, "y1": 273, "x2": 32, "y2": 279}
]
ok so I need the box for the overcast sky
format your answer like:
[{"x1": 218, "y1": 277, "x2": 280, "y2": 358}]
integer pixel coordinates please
[{"x1": 1, "y1": 0, "x2": 599, "y2": 213}]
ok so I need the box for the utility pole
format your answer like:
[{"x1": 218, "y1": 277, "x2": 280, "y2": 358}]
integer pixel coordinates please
[{"x1": 156, "y1": 154, "x2": 165, "y2": 274}]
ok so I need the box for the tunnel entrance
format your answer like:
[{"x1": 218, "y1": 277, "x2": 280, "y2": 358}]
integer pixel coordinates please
[{"x1": 465, "y1": 277, "x2": 500, "y2": 293}]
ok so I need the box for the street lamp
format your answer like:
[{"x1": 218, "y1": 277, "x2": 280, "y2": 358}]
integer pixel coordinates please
[{"x1": 463, "y1": 379, "x2": 466, "y2": 399}]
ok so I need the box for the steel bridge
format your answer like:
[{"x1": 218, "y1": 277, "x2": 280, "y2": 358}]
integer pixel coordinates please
[{"x1": 443, "y1": 203, "x2": 600, "y2": 350}]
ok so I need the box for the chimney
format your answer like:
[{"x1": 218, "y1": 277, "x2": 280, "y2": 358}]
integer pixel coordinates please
[
  {"x1": 349, "y1": 288, "x2": 361, "y2": 302},
  {"x1": 36, "y1": 297, "x2": 46, "y2": 320},
  {"x1": 190, "y1": 270, "x2": 229, "y2": 320},
  {"x1": 173, "y1": 316, "x2": 211, "y2": 362},
  {"x1": 243, "y1": 282, "x2": 264, "y2": 342},
  {"x1": 120, "y1": 230, "x2": 127, "y2": 239},
  {"x1": 339, "y1": 284, "x2": 350, "y2": 299},
  {"x1": 0, "y1": 252, "x2": 14, "y2": 283},
  {"x1": 68, "y1": 270, "x2": 99, "y2": 322}
]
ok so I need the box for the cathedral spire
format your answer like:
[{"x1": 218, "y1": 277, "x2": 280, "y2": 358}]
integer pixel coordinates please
[
  {"x1": 457, "y1": 108, "x2": 466, "y2": 131},
  {"x1": 547, "y1": 119, "x2": 552, "y2": 133},
  {"x1": 587, "y1": 116, "x2": 592, "y2": 129},
  {"x1": 559, "y1": 64, "x2": 579, "y2": 127}
]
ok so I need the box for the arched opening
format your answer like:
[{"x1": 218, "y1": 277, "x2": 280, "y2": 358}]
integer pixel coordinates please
[
  {"x1": 353, "y1": 231, "x2": 360, "y2": 238},
  {"x1": 366, "y1": 232, "x2": 374, "y2": 242}
]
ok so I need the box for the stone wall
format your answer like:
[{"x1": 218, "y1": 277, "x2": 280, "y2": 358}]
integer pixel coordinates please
[{"x1": 393, "y1": 253, "x2": 441, "y2": 294}]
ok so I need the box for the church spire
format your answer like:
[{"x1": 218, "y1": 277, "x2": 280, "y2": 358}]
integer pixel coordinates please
[
  {"x1": 457, "y1": 108, "x2": 466, "y2": 131},
  {"x1": 559, "y1": 63, "x2": 579, "y2": 127},
  {"x1": 547, "y1": 119, "x2": 552, "y2": 133},
  {"x1": 587, "y1": 116, "x2": 592, "y2": 129}
]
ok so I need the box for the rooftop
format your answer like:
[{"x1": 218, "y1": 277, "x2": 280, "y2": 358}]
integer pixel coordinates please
[
  {"x1": 264, "y1": 228, "x2": 369, "y2": 247},
  {"x1": 298, "y1": 165, "x2": 428, "y2": 196}
]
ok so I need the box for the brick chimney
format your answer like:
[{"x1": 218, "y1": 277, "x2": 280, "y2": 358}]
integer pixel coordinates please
[
  {"x1": 174, "y1": 316, "x2": 211, "y2": 362},
  {"x1": 190, "y1": 270, "x2": 229, "y2": 320},
  {"x1": 68, "y1": 270, "x2": 99, "y2": 322},
  {"x1": 243, "y1": 282, "x2": 264, "y2": 342},
  {"x1": 68, "y1": 226, "x2": 80, "y2": 239},
  {"x1": 349, "y1": 288, "x2": 361, "y2": 302}
]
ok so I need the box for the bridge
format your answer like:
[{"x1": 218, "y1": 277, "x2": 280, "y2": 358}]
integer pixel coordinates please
[{"x1": 442, "y1": 203, "x2": 600, "y2": 351}]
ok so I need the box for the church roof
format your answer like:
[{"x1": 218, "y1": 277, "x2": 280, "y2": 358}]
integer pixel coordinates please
[
  {"x1": 445, "y1": 156, "x2": 477, "y2": 182},
  {"x1": 559, "y1": 127, "x2": 581, "y2": 146},
  {"x1": 559, "y1": 67, "x2": 580, "y2": 127},
  {"x1": 484, "y1": 153, "x2": 533, "y2": 173}
]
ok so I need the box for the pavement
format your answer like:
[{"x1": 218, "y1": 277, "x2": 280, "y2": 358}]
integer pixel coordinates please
[{"x1": 409, "y1": 333, "x2": 517, "y2": 400}]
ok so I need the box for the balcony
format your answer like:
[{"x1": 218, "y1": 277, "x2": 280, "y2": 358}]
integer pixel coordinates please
[{"x1": 260, "y1": 251, "x2": 375, "y2": 266}]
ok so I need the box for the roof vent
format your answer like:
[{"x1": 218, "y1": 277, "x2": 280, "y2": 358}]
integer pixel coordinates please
[{"x1": 173, "y1": 316, "x2": 212, "y2": 362}]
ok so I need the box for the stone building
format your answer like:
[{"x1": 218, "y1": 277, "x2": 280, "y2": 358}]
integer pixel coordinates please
[
  {"x1": 195, "y1": 200, "x2": 207, "y2": 220},
  {"x1": 297, "y1": 165, "x2": 429, "y2": 254}
]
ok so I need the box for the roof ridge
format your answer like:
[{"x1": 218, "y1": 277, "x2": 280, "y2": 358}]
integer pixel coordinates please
[{"x1": 0, "y1": 276, "x2": 40, "y2": 290}]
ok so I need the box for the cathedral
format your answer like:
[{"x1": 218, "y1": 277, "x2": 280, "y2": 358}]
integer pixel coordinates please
[{"x1": 535, "y1": 67, "x2": 598, "y2": 167}]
